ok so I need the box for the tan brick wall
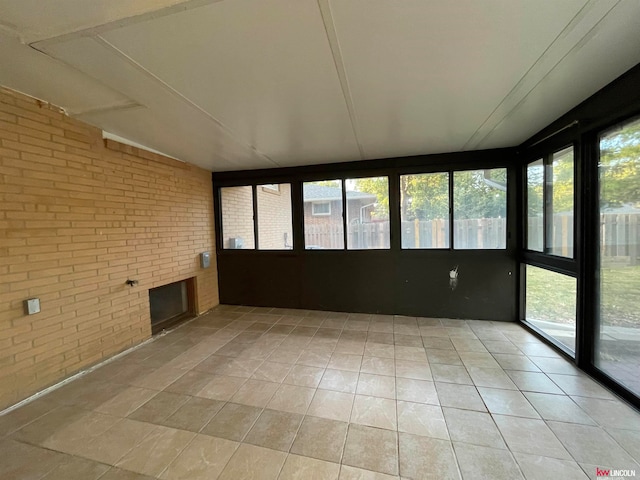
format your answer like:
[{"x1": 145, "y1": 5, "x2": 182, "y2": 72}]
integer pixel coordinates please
[
  {"x1": 0, "y1": 86, "x2": 219, "y2": 410},
  {"x1": 257, "y1": 184, "x2": 292, "y2": 249},
  {"x1": 220, "y1": 185, "x2": 254, "y2": 249}
]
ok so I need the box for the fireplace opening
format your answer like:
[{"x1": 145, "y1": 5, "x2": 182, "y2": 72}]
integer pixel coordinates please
[{"x1": 149, "y1": 278, "x2": 195, "y2": 334}]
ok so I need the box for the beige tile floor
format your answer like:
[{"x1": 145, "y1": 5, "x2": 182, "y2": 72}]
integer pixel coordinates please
[{"x1": 1, "y1": 305, "x2": 639, "y2": 480}]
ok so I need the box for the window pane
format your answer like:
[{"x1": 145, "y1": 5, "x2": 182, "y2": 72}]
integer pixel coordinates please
[
  {"x1": 303, "y1": 180, "x2": 344, "y2": 249},
  {"x1": 596, "y1": 117, "x2": 640, "y2": 397},
  {"x1": 257, "y1": 183, "x2": 293, "y2": 250},
  {"x1": 220, "y1": 186, "x2": 255, "y2": 249},
  {"x1": 345, "y1": 177, "x2": 390, "y2": 250},
  {"x1": 453, "y1": 168, "x2": 507, "y2": 249},
  {"x1": 527, "y1": 159, "x2": 544, "y2": 251},
  {"x1": 525, "y1": 265, "x2": 577, "y2": 353},
  {"x1": 400, "y1": 173, "x2": 450, "y2": 249},
  {"x1": 549, "y1": 147, "x2": 574, "y2": 257}
]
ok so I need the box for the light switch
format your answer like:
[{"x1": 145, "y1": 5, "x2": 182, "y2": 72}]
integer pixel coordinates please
[{"x1": 25, "y1": 298, "x2": 40, "y2": 315}]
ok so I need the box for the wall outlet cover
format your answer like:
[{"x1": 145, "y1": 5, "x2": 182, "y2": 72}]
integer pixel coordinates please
[{"x1": 25, "y1": 298, "x2": 41, "y2": 315}]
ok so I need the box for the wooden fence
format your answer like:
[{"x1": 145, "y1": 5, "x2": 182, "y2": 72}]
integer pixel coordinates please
[
  {"x1": 528, "y1": 213, "x2": 639, "y2": 264},
  {"x1": 304, "y1": 223, "x2": 344, "y2": 249},
  {"x1": 304, "y1": 214, "x2": 639, "y2": 260},
  {"x1": 601, "y1": 213, "x2": 639, "y2": 265},
  {"x1": 527, "y1": 216, "x2": 573, "y2": 257},
  {"x1": 305, "y1": 218, "x2": 505, "y2": 249}
]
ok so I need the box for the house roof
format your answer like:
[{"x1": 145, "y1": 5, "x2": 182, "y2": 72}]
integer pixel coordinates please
[{"x1": 303, "y1": 184, "x2": 376, "y2": 203}]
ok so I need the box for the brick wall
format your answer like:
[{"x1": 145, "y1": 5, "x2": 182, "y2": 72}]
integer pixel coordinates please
[
  {"x1": 257, "y1": 184, "x2": 292, "y2": 249},
  {"x1": 220, "y1": 185, "x2": 255, "y2": 249},
  {"x1": 0, "y1": 86, "x2": 219, "y2": 410}
]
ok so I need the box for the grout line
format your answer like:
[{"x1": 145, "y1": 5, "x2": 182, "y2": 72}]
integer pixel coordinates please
[{"x1": 9, "y1": 308, "x2": 639, "y2": 477}]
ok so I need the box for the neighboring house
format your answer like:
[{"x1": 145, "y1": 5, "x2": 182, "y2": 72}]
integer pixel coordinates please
[{"x1": 303, "y1": 184, "x2": 377, "y2": 226}]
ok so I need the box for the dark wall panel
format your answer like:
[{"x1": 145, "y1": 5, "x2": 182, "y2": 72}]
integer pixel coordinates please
[
  {"x1": 217, "y1": 253, "x2": 302, "y2": 308},
  {"x1": 393, "y1": 251, "x2": 515, "y2": 320},
  {"x1": 217, "y1": 250, "x2": 516, "y2": 321}
]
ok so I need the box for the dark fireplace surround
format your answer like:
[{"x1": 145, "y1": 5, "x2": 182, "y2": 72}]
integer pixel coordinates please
[{"x1": 149, "y1": 278, "x2": 196, "y2": 334}]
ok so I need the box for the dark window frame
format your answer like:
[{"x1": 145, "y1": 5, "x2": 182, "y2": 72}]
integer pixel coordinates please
[
  {"x1": 256, "y1": 182, "x2": 294, "y2": 251},
  {"x1": 399, "y1": 171, "x2": 451, "y2": 250},
  {"x1": 452, "y1": 167, "x2": 508, "y2": 251},
  {"x1": 213, "y1": 155, "x2": 514, "y2": 256},
  {"x1": 525, "y1": 145, "x2": 576, "y2": 259},
  {"x1": 521, "y1": 143, "x2": 579, "y2": 358}
]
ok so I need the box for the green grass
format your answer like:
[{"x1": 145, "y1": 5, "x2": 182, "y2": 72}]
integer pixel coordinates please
[
  {"x1": 526, "y1": 263, "x2": 640, "y2": 328},
  {"x1": 526, "y1": 266, "x2": 577, "y2": 325},
  {"x1": 600, "y1": 264, "x2": 640, "y2": 328}
]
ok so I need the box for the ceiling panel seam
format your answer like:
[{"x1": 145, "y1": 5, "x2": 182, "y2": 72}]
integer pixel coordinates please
[
  {"x1": 317, "y1": 0, "x2": 366, "y2": 160},
  {"x1": 71, "y1": 102, "x2": 145, "y2": 117},
  {"x1": 90, "y1": 34, "x2": 281, "y2": 168},
  {"x1": 21, "y1": 42, "x2": 138, "y2": 116},
  {"x1": 462, "y1": 0, "x2": 620, "y2": 151},
  {"x1": 20, "y1": 0, "x2": 226, "y2": 45}
]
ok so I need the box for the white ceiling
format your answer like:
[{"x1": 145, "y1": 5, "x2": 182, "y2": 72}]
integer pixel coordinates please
[{"x1": 1, "y1": 0, "x2": 640, "y2": 171}]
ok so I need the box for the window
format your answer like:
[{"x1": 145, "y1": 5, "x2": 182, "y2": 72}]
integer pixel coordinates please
[
  {"x1": 346, "y1": 176, "x2": 390, "y2": 250},
  {"x1": 596, "y1": 116, "x2": 640, "y2": 397},
  {"x1": 304, "y1": 180, "x2": 344, "y2": 249},
  {"x1": 257, "y1": 183, "x2": 293, "y2": 250},
  {"x1": 400, "y1": 172, "x2": 450, "y2": 248},
  {"x1": 525, "y1": 265, "x2": 577, "y2": 352},
  {"x1": 453, "y1": 168, "x2": 507, "y2": 249},
  {"x1": 220, "y1": 186, "x2": 255, "y2": 249},
  {"x1": 527, "y1": 159, "x2": 544, "y2": 251},
  {"x1": 550, "y1": 147, "x2": 574, "y2": 257},
  {"x1": 525, "y1": 147, "x2": 574, "y2": 257},
  {"x1": 312, "y1": 202, "x2": 331, "y2": 216}
]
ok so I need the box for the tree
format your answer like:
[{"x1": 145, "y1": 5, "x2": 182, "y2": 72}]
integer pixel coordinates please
[
  {"x1": 351, "y1": 177, "x2": 389, "y2": 219},
  {"x1": 401, "y1": 172, "x2": 449, "y2": 221},
  {"x1": 354, "y1": 169, "x2": 508, "y2": 222},
  {"x1": 452, "y1": 169, "x2": 507, "y2": 220},
  {"x1": 600, "y1": 119, "x2": 640, "y2": 208}
]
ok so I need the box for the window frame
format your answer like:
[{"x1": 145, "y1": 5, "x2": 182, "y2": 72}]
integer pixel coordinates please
[
  {"x1": 525, "y1": 144, "x2": 576, "y2": 259},
  {"x1": 521, "y1": 142, "x2": 579, "y2": 359},
  {"x1": 219, "y1": 184, "x2": 256, "y2": 250},
  {"x1": 452, "y1": 167, "x2": 508, "y2": 251},
  {"x1": 256, "y1": 182, "x2": 294, "y2": 250},
  {"x1": 344, "y1": 175, "x2": 391, "y2": 250},
  {"x1": 213, "y1": 159, "x2": 512, "y2": 255},
  {"x1": 399, "y1": 171, "x2": 451, "y2": 250}
]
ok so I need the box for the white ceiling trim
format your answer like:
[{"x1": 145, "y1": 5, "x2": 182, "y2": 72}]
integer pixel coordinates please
[
  {"x1": 463, "y1": 0, "x2": 620, "y2": 150},
  {"x1": 67, "y1": 100, "x2": 142, "y2": 118},
  {"x1": 102, "y1": 130, "x2": 184, "y2": 161},
  {"x1": 317, "y1": 0, "x2": 366, "y2": 160}
]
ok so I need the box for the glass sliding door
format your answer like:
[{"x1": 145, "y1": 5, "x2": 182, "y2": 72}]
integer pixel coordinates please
[{"x1": 596, "y1": 117, "x2": 640, "y2": 397}]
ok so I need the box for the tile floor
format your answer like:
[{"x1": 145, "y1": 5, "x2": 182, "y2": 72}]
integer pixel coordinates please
[{"x1": 1, "y1": 305, "x2": 639, "y2": 480}]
